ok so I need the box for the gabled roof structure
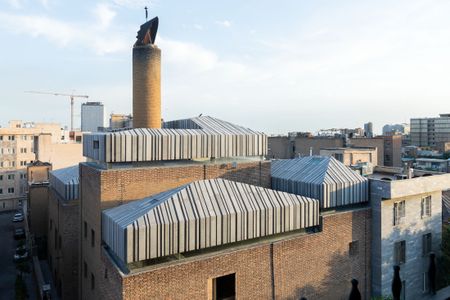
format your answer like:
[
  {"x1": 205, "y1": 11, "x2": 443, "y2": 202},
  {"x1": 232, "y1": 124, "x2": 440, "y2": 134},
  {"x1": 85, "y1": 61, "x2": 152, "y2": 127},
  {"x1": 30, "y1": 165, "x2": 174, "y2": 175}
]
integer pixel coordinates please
[
  {"x1": 83, "y1": 116, "x2": 267, "y2": 163},
  {"x1": 271, "y1": 156, "x2": 368, "y2": 208},
  {"x1": 49, "y1": 165, "x2": 79, "y2": 201},
  {"x1": 102, "y1": 179, "x2": 319, "y2": 264}
]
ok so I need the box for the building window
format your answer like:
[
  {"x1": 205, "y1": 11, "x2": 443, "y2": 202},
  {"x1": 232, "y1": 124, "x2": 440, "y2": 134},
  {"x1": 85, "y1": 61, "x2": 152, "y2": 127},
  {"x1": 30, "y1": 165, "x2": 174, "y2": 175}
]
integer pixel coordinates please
[
  {"x1": 0, "y1": 188, "x2": 3, "y2": 194},
  {"x1": 0, "y1": 136, "x2": 2, "y2": 141},
  {"x1": 8, "y1": 135, "x2": 14, "y2": 141},
  {"x1": 93, "y1": 140, "x2": 99, "y2": 149},
  {"x1": 0, "y1": 175, "x2": 2, "y2": 180},
  {"x1": 349, "y1": 240, "x2": 359, "y2": 256},
  {"x1": 91, "y1": 229, "x2": 95, "y2": 247},
  {"x1": 421, "y1": 196, "x2": 431, "y2": 218},
  {"x1": 8, "y1": 174, "x2": 15, "y2": 180},
  {"x1": 423, "y1": 233, "x2": 432, "y2": 256},
  {"x1": 8, "y1": 188, "x2": 14, "y2": 194},
  {"x1": 393, "y1": 201, "x2": 406, "y2": 226},
  {"x1": 84, "y1": 221, "x2": 87, "y2": 239},
  {"x1": 212, "y1": 273, "x2": 236, "y2": 300},
  {"x1": 394, "y1": 240, "x2": 406, "y2": 265},
  {"x1": 84, "y1": 261, "x2": 87, "y2": 278},
  {"x1": 91, "y1": 273, "x2": 95, "y2": 290},
  {"x1": 104, "y1": 268, "x2": 108, "y2": 279}
]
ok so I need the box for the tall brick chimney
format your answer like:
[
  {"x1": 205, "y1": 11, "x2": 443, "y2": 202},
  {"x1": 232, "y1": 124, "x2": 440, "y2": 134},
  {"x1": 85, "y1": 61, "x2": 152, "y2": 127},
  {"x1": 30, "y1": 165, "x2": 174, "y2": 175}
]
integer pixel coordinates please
[{"x1": 132, "y1": 17, "x2": 161, "y2": 129}]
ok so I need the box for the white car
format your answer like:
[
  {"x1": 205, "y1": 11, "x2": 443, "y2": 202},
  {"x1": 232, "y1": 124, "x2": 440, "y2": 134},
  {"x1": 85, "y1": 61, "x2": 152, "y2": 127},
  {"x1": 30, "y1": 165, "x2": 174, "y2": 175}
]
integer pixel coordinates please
[{"x1": 13, "y1": 213, "x2": 24, "y2": 222}]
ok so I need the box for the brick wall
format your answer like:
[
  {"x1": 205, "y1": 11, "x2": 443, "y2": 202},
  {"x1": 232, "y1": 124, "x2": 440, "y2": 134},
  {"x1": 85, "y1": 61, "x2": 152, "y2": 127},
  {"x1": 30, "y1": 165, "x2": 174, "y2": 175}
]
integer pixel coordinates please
[
  {"x1": 48, "y1": 189, "x2": 79, "y2": 300},
  {"x1": 80, "y1": 160, "x2": 270, "y2": 300},
  {"x1": 102, "y1": 207, "x2": 371, "y2": 300}
]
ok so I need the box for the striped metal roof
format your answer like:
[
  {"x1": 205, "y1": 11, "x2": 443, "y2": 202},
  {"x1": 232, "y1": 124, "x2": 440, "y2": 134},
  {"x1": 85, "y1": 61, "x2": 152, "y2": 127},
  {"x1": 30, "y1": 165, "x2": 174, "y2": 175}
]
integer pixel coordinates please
[
  {"x1": 271, "y1": 156, "x2": 368, "y2": 208},
  {"x1": 83, "y1": 116, "x2": 267, "y2": 163},
  {"x1": 49, "y1": 165, "x2": 79, "y2": 201},
  {"x1": 102, "y1": 178, "x2": 319, "y2": 264},
  {"x1": 443, "y1": 191, "x2": 450, "y2": 221}
]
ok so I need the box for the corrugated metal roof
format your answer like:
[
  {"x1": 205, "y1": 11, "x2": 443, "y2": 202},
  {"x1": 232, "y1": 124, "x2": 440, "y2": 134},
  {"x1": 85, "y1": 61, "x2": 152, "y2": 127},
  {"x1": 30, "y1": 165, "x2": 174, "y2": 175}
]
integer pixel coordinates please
[
  {"x1": 83, "y1": 115, "x2": 267, "y2": 162},
  {"x1": 49, "y1": 165, "x2": 79, "y2": 200},
  {"x1": 102, "y1": 178, "x2": 319, "y2": 264},
  {"x1": 442, "y1": 191, "x2": 450, "y2": 221},
  {"x1": 271, "y1": 156, "x2": 368, "y2": 208}
]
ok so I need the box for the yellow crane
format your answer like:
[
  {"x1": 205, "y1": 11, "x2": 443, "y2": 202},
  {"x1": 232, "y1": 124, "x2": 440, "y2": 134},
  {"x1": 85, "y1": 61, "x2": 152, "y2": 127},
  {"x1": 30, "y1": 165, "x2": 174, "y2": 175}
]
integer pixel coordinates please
[{"x1": 25, "y1": 91, "x2": 89, "y2": 131}]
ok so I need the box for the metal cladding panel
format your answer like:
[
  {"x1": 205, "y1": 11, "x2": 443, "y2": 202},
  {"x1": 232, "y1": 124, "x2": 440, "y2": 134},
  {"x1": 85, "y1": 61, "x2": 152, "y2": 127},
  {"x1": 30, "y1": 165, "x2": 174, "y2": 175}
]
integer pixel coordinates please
[
  {"x1": 49, "y1": 165, "x2": 79, "y2": 201},
  {"x1": 271, "y1": 156, "x2": 369, "y2": 209},
  {"x1": 83, "y1": 116, "x2": 267, "y2": 162},
  {"x1": 102, "y1": 179, "x2": 319, "y2": 264}
]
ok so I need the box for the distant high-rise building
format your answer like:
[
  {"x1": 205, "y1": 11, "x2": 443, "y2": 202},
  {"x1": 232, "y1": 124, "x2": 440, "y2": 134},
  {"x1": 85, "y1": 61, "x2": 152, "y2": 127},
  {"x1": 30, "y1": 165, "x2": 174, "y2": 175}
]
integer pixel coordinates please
[
  {"x1": 81, "y1": 102, "x2": 104, "y2": 132},
  {"x1": 364, "y1": 122, "x2": 373, "y2": 138},
  {"x1": 411, "y1": 114, "x2": 450, "y2": 147}
]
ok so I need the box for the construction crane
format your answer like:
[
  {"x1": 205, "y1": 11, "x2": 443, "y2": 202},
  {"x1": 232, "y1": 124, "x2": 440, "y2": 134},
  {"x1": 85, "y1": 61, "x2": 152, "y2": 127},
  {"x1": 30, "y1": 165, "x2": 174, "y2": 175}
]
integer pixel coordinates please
[{"x1": 25, "y1": 91, "x2": 89, "y2": 131}]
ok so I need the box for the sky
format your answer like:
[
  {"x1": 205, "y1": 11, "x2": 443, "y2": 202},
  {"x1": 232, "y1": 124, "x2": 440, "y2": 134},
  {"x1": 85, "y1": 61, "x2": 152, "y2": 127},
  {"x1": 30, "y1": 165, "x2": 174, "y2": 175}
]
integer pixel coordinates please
[{"x1": 0, "y1": 0, "x2": 450, "y2": 134}]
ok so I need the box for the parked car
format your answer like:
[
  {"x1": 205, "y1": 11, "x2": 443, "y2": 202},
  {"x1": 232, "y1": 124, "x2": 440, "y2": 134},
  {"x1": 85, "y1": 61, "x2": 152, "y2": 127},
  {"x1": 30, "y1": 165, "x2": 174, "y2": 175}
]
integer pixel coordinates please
[
  {"x1": 14, "y1": 249, "x2": 28, "y2": 262},
  {"x1": 14, "y1": 228, "x2": 25, "y2": 240},
  {"x1": 13, "y1": 213, "x2": 24, "y2": 222}
]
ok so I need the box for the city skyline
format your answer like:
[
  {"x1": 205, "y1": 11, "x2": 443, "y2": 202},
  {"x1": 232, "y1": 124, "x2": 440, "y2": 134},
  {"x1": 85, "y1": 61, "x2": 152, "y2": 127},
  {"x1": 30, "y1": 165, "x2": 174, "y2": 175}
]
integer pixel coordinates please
[{"x1": 1, "y1": 0, "x2": 450, "y2": 134}]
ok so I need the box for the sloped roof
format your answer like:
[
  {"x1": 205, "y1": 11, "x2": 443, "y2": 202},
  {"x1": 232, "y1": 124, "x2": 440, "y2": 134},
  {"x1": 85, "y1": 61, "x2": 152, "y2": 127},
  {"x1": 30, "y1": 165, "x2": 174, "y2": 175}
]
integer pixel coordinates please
[
  {"x1": 102, "y1": 179, "x2": 319, "y2": 264},
  {"x1": 271, "y1": 156, "x2": 368, "y2": 208},
  {"x1": 49, "y1": 165, "x2": 79, "y2": 201},
  {"x1": 272, "y1": 156, "x2": 364, "y2": 184},
  {"x1": 443, "y1": 191, "x2": 450, "y2": 221},
  {"x1": 83, "y1": 115, "x2": 267, "y2": 163}
]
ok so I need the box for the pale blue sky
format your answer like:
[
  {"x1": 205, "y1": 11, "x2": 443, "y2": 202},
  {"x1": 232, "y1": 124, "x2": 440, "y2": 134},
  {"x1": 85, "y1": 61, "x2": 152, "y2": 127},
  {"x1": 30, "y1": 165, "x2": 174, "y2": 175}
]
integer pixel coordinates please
[{"x1": 1, "y1": 0, "x2": 450, "y2": 134}]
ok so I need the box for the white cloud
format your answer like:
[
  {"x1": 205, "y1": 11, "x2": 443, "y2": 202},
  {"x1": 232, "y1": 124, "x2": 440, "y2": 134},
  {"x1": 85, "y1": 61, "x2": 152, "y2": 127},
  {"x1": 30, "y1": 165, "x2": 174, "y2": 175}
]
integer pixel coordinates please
[
  {"x1": 7, "y1": 0, "x2": 22, "y2": 9},
  {"x1": 159, "y1": 37, "x2": 218, "y2": 72},
  {"x1": 193, "y1": 24, "x2": 203, "y2": 30},
  {"x1": 215, "y1": 20, "x2": 231, "y2": 28},
  {"x1": 0, "y1": 12, "x2": 128, "y2": 54},
  {"x1": 93, "y1": 3, "x2": 116, "y2": 29},
  {"x1": 111, "y1": 0, "x2": 157, "y2": 9}
]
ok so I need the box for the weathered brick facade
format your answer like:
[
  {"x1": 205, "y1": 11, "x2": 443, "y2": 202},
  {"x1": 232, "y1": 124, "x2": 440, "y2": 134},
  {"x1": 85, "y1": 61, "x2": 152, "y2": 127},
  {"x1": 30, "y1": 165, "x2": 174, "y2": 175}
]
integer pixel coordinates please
[
  {"x1": 80, "y1": 160, "x2": 271, "y2": 300},
  {"x1": 48, "y1": 189, "x2": 79, "y2": 300},
  {"x1": 100, "y1": 207, "x2": 371, "y2": 300}
]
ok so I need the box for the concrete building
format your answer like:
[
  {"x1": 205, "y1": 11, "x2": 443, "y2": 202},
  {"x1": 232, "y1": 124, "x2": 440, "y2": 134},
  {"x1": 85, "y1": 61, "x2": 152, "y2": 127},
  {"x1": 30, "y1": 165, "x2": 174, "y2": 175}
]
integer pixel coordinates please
[
  {"x1": 318, "y1": 127, "x2": 364, "y2": 137},
  {"x1": 48, "y1": 166, "x2": 80, "y2": 299},
  {"x1": 369, "y1": 169, "x2": 450, "y2": 299},
  {"x1": 33, "y1": 133, "x2": 85, "y2": 170},
  {"x1": 414, "y1": 158, "x2": 449, "y2": 173},
  {"x1": 81, "y1": 102, "x2": 104, "y2": 132},
  {"x1": 268, "y1": 135, "x2": 389, "y2": 166},
  {"x1": 27, "y1": 161, "x2": 52, "y2": 256},
  {"x1": 436, "y1": 141, "x2": 450, "y2": 154},
  {"x1": 319, "y1": 147, "x2": 377, "y2": 166},
  {"x1": 380, "y1": 135, "x2": 402, "y2": 167},
  {"x1": 0, "y1": 120, "x2": 61, "y2": 211},
  {"x1": 364, "y1": 122, "x2": 373, "y2": 138},
  {"x1": 109, "y1": 114, "x2": 133, "y2": 129},
  {"x1": 411, "y1": 114, "x2": 450, "y2": 148}
]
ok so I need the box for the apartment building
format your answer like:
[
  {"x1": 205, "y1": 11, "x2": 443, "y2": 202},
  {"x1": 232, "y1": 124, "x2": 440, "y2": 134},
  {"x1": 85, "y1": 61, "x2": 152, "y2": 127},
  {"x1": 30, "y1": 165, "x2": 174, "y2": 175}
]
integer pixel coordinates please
[
  {"x1": 411, "y1": 114, "x2": 450, "y2": 148},
  {"x1": 369, "y1": 169, "x2": 450, "y2": 299},
  {"x1": 0, "y1": 120, "x2": 61, "y2": 211}
]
